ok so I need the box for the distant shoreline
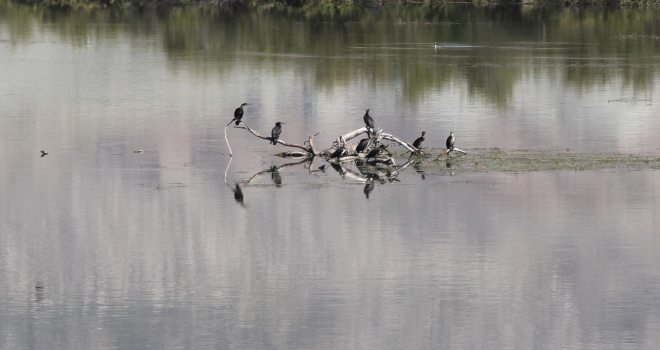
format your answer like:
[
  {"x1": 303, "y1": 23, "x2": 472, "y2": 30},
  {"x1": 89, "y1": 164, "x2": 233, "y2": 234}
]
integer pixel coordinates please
[{"x1": 9, "y1": 0, "x2": 658, "y2": 8}]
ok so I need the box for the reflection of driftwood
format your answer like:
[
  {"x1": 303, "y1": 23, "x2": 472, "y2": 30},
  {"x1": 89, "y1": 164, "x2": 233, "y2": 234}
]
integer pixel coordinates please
[
  {"x1": 224, "y1": 125, "x2": 233, "y2": 156},
  {"x1": 245, "y1": 158, "x2": 311, "y2": 184}
]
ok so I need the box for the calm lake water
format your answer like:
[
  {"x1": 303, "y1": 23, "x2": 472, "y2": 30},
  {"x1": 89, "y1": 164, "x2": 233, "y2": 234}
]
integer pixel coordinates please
[{"x1": 2, "y1": 2, "x2": 660, "y2": 349}]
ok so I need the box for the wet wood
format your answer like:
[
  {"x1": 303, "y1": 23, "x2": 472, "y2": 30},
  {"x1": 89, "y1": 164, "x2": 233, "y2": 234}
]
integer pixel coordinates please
[{"x1": 237, "y1": 122, "x2": 314, "y2": 155}]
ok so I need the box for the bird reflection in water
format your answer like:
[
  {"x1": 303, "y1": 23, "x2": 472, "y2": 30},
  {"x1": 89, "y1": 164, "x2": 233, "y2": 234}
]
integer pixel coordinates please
[
  {"x1": 270, "y1": 166, "x2": 282, "y2": 187},
  {"x1": 363, "y1": 180, "x2": 375, "y2": 199},
  {"x1": 232, "y1": 183, "x2": 246, "y2": 207},
  {"x1": 446, "y1": 162, "x2": 455, "y2": 176},
  {"x1": 35, "y1": 282, "x2": 44, "y2": 302},
  {"x1": 413, "y1": 162, "x2": 426, "y2": 180},
  {"x1": 330, "y1": 163, "x2": 347, "y2": 177}
]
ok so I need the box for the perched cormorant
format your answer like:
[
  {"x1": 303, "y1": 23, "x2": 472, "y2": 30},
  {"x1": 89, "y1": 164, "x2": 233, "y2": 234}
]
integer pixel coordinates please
[
  {"x1": 363, "y1": 109, "x2": 375, "y2": 133},
  {"x1": 40, "y1": 150, "x2": 48, "y2": 157},
  {"x1": 331, "y1": 147, "x2": 347, "y2": 159},
  {"x1": 356, "y1": 138, "x2": 370, "y2": 154},
  {"x1": 271, "y1": 122, "x2": 284, "y2": 145},
  {"x1": 366, "y1": 144, "x2": 388, "y2": 159},
  {"x1": 232, "y1": 103, "x2": 249, "y2": 126},
  {"x1": 446, "y1": 132, "x2": 455, "y2": 151},
  {"x1": 413, "y1": 131, "x2": 426, "y2": 149}
]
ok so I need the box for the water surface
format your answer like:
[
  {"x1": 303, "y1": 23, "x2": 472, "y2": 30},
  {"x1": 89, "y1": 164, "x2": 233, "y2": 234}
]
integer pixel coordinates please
[{"x1": 2, "y1": 3, "x2": 660, "y2": 349}]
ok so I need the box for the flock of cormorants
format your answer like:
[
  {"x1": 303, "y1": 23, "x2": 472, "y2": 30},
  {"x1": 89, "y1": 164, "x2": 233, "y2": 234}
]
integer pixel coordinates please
[{"x1": 231, "y1": 103, "x2": 457, "y2": 158}]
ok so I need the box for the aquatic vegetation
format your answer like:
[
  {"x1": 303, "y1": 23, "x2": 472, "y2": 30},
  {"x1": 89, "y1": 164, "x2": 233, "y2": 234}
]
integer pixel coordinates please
[{"x1": 425, "y1": 148, "x2": 660, "y2": 174}]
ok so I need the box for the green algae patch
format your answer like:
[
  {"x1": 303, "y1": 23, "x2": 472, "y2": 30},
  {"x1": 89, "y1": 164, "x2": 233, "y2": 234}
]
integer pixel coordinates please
[{"x1": 415, "y1": 149, "x2": 660, "y2": 174}]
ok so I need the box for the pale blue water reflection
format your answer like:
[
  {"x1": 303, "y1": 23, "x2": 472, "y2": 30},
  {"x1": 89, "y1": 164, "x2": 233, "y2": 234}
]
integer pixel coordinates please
[{"x1": 2, "y1": 2, "x2": 660, "y2": 349}]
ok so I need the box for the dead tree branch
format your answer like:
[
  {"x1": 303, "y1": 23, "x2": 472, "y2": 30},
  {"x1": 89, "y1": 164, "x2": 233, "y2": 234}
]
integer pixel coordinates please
[{"x1": 238, "y1": 122, "x2": 315, "y2": 155}]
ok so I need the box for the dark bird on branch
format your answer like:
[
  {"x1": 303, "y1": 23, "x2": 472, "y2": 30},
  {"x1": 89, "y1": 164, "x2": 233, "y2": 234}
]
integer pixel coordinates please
[
  {"x1": 446, "y1": 132, "x2": 455, "y2": 151},
  {"x1": 355, "y1": 138, "x2": 370, "y2": 154},
  {"x1": 413, "y1": 131, "x2": 426, "y2": 149},
  {"x1": 331, "y1": 147, "x2": 347, "y2": 159},
  {"x1": 366, "y1": 144, "x2": 389, "y2": 160},
  {"x1": 271, "y1": 122, "x2": 284, "y2": 145},
  {"x1": 363, "y1": 109, "x2": 375, "y2": 134},
  {"x1": 231, "y1": 103, "x2": 248, "y2": 126}
]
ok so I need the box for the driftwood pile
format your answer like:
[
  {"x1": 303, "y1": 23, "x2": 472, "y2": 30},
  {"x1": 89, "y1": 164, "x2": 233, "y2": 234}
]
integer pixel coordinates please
[{"x1": 224, "y1": 121, "x2": 466, "y2": 163}]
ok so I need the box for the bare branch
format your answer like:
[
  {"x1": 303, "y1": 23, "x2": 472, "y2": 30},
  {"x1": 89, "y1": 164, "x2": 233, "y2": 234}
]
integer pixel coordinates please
[
  {"x1": 380, "y1": 133, "x2": 417, "y2": 153},
  {"x1": 336, "y1": 127, "x2": 369, "y2": 145},
  {"x1": 308, "y1": 134, "x2": 317, "y2": 155},
  {"x1": 238, "y1": 122, "x2": 313, "y2": 155}
]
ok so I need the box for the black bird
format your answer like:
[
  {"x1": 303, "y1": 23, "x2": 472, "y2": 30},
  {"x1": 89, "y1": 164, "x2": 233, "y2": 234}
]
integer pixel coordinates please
[
  {"x1": 331, "y1": 147, "x2": 347, "y2": 159},
  {"x1": 366, "y1": 144, "x2": 389, "y2": 160},
  {"x1": 446, "y1": 132, "x2": 455, "y2": 151},
  {"x1": 413, "y1": 131, "x2": 426, "y2": 150},
  {"x1": 40, "y1": 150, "x2": 48, "y2": 157},
  {"x1": 232, "y1": 103, "x2": 248, "y2": 126},
  {"x1": 363, "y1": 109, "x2": 375, "y2": 133},
  {"x1": 318, "y1": 164, "x2": 327, "y2": 172},
  {"x1": 271, "y1": 122, "x2": 284, "y2": 145},
  {"x1": 232, "y1": 183, "x2": 245, "y2": 206},
  {"x1": 355, "y1": 138, "x2": 370, "y2": 154}
]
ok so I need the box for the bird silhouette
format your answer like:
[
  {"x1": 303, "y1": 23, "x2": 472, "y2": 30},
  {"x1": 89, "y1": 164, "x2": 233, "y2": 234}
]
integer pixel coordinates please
[
  {"x1": 446, "y1": 132, "x2": 455, "y2": 151},
  {"x1": 271, "y1": 122, "x2": 284, "y2": 145},
  {"x1": 231, "y1": 103, "x2": 249, "y2": 126},
  {"x1": 413, "y1": 131, "x2": 426, "y2": 150}
]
